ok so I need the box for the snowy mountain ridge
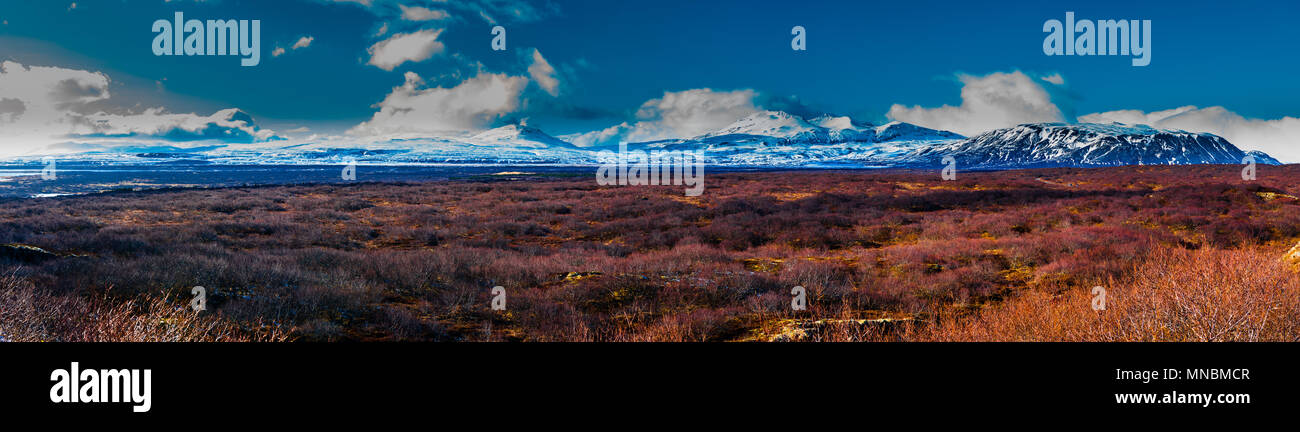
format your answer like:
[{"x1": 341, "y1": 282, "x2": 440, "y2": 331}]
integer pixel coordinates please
[
  {"x1": 903, "y1": 122, "x2": 1281, "y2": 169},
  {"x1": 5, "y1": 115, "x2": 1284, "y2": 169}
]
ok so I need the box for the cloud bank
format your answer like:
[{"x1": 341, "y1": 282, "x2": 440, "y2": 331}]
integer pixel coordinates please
[
  {"x1": 563, "y1": 89, "x2": 760, "y2": 147},
  {"x1": 349, "y1": 71, "x2": 529, "y2": 137},
  {"x1": 0, "y1": 61, "x2": 275, "y2": 156},
  {"x1": 350, "y1": 47, "x2": 565, "y2": 138},
  {"x1": 887, "y1": 71, "x2": 1064, "y2": 136}
]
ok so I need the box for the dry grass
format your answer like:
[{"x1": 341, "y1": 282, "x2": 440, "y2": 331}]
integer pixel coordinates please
[
  {"x1": 0, "y1": 274, "x2": 289, "y2": 342},
  {"x1": 0, "y1": 165, "x2": 1298, "y2": 341},
  {"x1": 906, "y1": 247, "x2": 1300, "y2": 341}
]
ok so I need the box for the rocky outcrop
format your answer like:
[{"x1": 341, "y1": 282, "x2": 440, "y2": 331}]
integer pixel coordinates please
[
  {"x1": 769, "y1": 317, "x2": 915, "y2": 342},
  {"x1": 0, "y1": 244, "x2": 59, "y2": 263}
]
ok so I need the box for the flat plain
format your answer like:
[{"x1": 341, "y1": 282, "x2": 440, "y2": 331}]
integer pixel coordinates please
[{"x1": 2, "y1": 165, "x2": 1298, "y2": 342}]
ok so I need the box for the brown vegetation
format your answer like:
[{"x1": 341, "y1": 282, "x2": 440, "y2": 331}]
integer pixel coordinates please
[
  {"x1": 0, "y1": 164, "x2": 1297, "y2": 341},
  {"x1": 0, "y1": 274, "x2": 285, "y2": 342}
]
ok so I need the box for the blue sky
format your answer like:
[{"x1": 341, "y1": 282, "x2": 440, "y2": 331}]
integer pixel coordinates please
[{"x1": 2, "y1": 0, "x2": 1299, "y2": 160}]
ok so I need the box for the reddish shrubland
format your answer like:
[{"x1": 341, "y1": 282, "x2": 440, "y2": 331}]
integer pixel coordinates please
[
  {"x1": 0, "y1": 164, "x2": 1297, "y2": 341},
  {"x1": 0, "y1": 274, "x2": 286, "y2": 342},
  {"x1": 909, "y1": 247, "x2": 1300, "y2": 341}
]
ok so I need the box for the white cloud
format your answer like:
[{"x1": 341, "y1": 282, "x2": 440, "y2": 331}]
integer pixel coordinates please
[
  {"x1": 562, "y1": 122, "x2": 634, "y2": 147},
  {"x1": 636, "y1": 89, "x2": 760, "y2": 138},
  {"x1": 322, "y1": 0, "x2": 551, "y2": 25},
  {"x1": 1041, "y1": 73, "x2": 1064, "y2": 85},
  {"x1": 319, "y1": 0, "x2": 549, "y2": 24},
  {"x1": 0, "y1": 61, "x2": 274, "y2": 156},
  {"x1": 349, "y1": 71, "x2": 528, "y2": 138},
  {"x1": 471, "y1": 0, "x2": 548, "y2": 24},
  {"x1": 887, "y1": 71, "x2": 1064, "y2": 136},
  {"x1": 0, "y1": 61, "x2": 108, "y2": 143},
  {"x1": 1080, "y1": 106, "x2": 1300, "y2": 163},
  {"x1": 351, "y1": 34, "x2": 567, "y2": 140},
  {"x1": 478, "y1": 10, "x2": 497, "y2": 25},
  {"x1": 563, "y1": 89, "x2": 760, "y2": 146},
  {"x1": 273, "y1": 36, "x2": 314, "y2": 58},
  {"x1": 527, "y1": 49, "x2": 559, "y2": 96},
  {"x1": 81, "y1": 108, "x2": 274, "y2": 141},
  {"x1": 1077, "y1": 106, "x2": 1196, "y2": 125},
  {"x1": 367, "y1": 29, "x2": 445, "y2": 71},
  {"x1": 292, "y1": 36, "x2": 314, "y2": 50},
  {"x1": 400, "y1": 5, "x2": 450, "y2": 21}
]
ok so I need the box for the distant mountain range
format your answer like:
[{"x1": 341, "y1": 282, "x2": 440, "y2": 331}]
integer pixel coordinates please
[
  {"x1": 907, "y1": 122, "x2": 1281, "y2": 169},
  {"x1": 618, "y1": 111, "x2": 964, "y2": 167},
  {"x1": 9, "y1": 111, "x2": 1283, "y2": 169}
]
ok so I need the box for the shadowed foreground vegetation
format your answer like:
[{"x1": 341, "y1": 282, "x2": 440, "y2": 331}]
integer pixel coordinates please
[{"x1": 1, "y1": 165, "x2": 1298, "y2": 341}]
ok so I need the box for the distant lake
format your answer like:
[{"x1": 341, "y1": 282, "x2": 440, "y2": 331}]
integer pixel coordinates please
[{"x1": 0, "y1": 163, "x2": 801, "y2": 198}]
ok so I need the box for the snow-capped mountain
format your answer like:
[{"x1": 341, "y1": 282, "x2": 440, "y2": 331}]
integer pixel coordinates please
[
  {"x1": 903, "y1": 122, "x2": 1282, "y2": 169},
  {"x1": 246, "y1": 123, "x2": 594, "y2": 165},
  {"x1": 700, "y1": 111, "x2": 825, "y2": 141},
  {"x1": 468, "y1": 123, "x2": 578, "y2": 149},
  {"x1": 694, "y1": 111, "x2": 962, "y2": 145},
  {"x1": 629, "y1": 111, "x2": 964, "y2": 166},
  {"x1": 7, "y1": 115, "x2": 1285, "y2": 170},
  {"x1": 42, "y1": 123, "x2": 598, "y2": 165}
]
